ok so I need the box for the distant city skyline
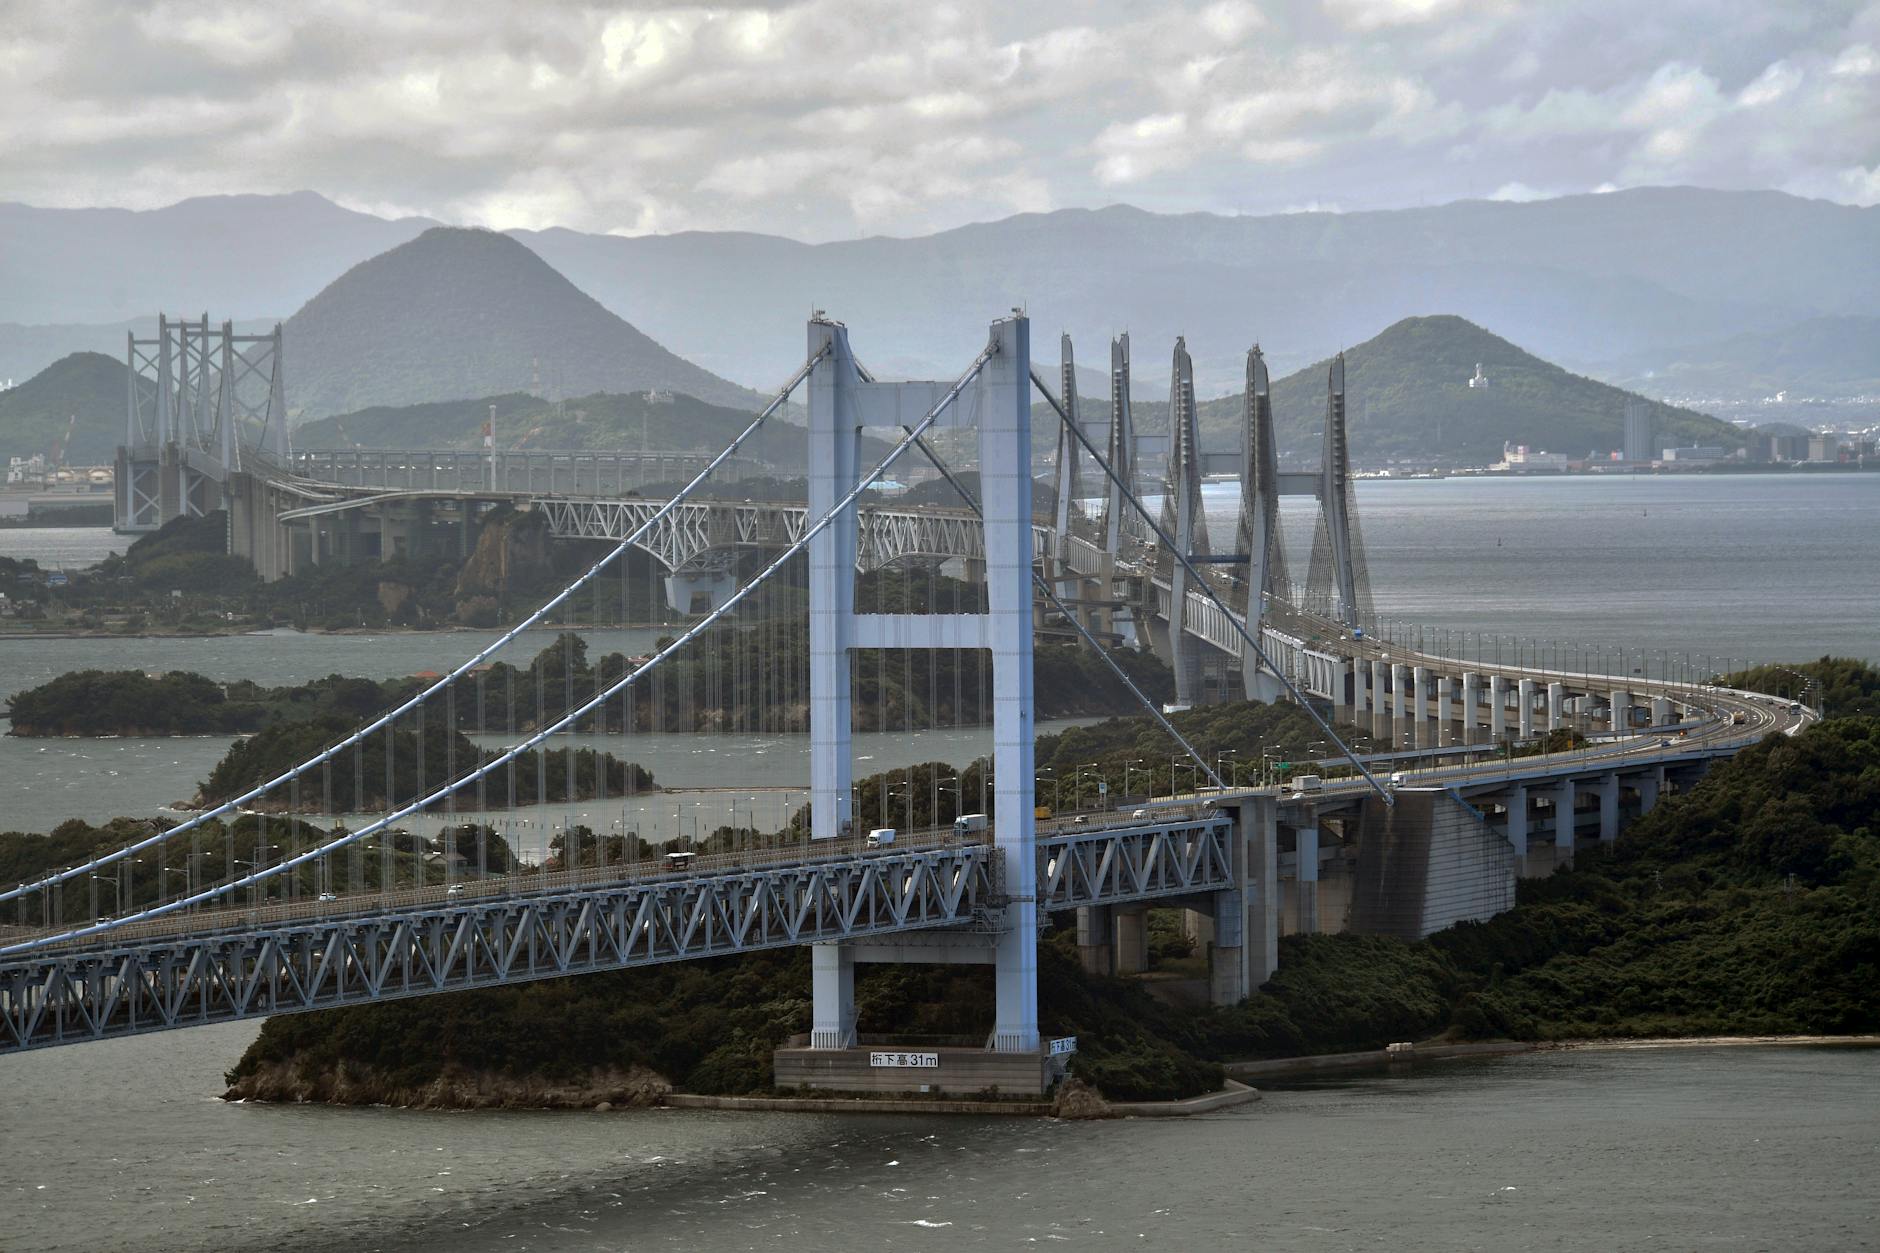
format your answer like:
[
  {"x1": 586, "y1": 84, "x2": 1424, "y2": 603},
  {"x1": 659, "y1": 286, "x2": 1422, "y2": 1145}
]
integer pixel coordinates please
[{"x1": 1, "y1": 0, "x2": 1876, "y2": 243}]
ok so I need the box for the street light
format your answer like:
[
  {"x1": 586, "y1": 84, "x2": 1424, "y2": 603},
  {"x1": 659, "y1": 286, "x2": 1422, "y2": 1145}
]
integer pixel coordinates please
[{"x1": 1122, "y1": 758, "x2": 1145, "y2": 802}]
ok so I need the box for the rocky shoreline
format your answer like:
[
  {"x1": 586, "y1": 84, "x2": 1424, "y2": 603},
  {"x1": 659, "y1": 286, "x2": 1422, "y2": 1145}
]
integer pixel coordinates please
[{"x1": 224, "y1": 1059, "x2": 673, "y2": 1110}]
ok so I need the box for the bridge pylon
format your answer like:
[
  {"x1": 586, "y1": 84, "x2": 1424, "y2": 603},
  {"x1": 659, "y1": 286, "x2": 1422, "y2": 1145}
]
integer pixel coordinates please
[
  {"x1": 805, "y1": 313, "x2": 1039, "y2": 1055},
  {"x1": 1235, "y1": 346, "x2": 1288, "y2": 702},
  {"x1": 116, "y1": 315, "x2": 286, "y2": 534}
]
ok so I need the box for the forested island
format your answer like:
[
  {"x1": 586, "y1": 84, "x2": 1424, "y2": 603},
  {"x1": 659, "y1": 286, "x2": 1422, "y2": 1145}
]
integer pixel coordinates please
[
  {"x1": 8, "y1": 627, "x2": 1174, "y2": 740},
  {"x1": 207, "y1": 659, "x2": 1879, "y2": 1108}
]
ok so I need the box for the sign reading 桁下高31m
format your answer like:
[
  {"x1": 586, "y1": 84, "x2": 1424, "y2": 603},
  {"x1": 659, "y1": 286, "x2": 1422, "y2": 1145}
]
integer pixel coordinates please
[{"x1": 869, "y1": 1051, "x2": 940, "y2": 1068}]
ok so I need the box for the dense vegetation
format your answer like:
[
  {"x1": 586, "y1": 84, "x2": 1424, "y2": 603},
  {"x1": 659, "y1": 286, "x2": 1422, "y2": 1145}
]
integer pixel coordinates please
[
  {"x1": 197, "y1": 715, "x2": 653, "y2": 811},
  {"x1": 7, "y1": 669, "x2": 420, "y2": 736},
  {"x1": 1121, "y1": 315, "x2": 1746, "y2": 464},
  {"x1": 0, "y1": 351, "x2": 142, "y2": 465},
  {"x1": 1722, "y1": 655, "x2": 1879, "y2": 718}
]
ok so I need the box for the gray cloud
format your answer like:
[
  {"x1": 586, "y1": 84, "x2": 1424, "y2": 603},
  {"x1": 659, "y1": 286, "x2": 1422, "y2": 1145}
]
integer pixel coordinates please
[{"x1": 1, "y1": 0, "x2": 1875, "y2": 238}]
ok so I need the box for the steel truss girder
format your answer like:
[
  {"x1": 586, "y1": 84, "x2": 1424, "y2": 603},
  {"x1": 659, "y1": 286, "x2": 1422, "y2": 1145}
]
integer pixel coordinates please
[
  {"x1": 1036, "y1": 818, "x2": 1236, "y2": 910},
  {"x1": 0, "y1": 847, "x2": 994, "y2": 1055},
  {"x1": 535, "y1": 498, "x2": 1054, "y2": 576}
]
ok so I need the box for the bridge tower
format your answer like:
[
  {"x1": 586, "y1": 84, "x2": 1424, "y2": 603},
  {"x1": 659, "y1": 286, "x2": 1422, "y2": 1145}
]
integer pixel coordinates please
[
  {"x1": 1155, "y1": 338, "x2": 1211, "y2": 707},
  {"x1": 1234, "y1": 346, "x2": 1288, "y2": 701},
  {"x1": 117, "y1": 317, "x2": 286, "y2": 534},
  {"x1": 1317, "y1": 353, "x2": 1363, "y2": 629},
  {"x1": 1102, "y1": 333, "x2": 1135, "y2": 554},
  {"x1": 806, "y1": 313, "x2": 1039, "y2": 1055}
]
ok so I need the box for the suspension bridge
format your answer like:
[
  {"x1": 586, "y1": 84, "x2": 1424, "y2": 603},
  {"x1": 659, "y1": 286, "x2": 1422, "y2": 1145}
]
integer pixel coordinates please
[{"x1": 16, "y1": 313, "x2": 1809, "y2": 1094}]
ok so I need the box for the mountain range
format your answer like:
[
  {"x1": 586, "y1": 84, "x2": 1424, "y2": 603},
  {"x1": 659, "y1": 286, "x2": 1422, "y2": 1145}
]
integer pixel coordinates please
[{"x1": 2, "y1": 187, "x2": 1874, "y2": 403}]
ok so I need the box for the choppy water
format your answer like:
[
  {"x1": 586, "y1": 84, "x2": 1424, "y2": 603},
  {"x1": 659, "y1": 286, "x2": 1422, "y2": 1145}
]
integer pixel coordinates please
[
  {"x1": 3, "y1": 1033, "x2": 1873, "y2": 1252},
  {"x1": 0, "y1": 525, "x2": 125, "y2": 568}
]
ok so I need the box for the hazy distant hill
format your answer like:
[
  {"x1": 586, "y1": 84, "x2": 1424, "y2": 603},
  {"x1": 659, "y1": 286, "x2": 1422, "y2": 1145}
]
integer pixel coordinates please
[
  {"x1": 1591, "y1": 315, "x2": 1880, "y2": 401},
  {"x1": 294, "y1": 389, "x2": 827, "y2": 473},
  {"x1": 0, "y1": 192, "x2": 431, "y2": 325},
  {"x1": 1157, "y1": 316, "x2": 1744, "y2": 464},
  {"x1": 0, "y1": 351, "x2": 145, "y2": 465},
  {"x1": 281, "y1": 228, "x2": 765, "y2": 418},
  {"x1": 0, "y1": 318, "x2": 280, "y2": 395},
  {"x1": 3, "y1": 189, "x2": 1874, "y2": 400},
  {"x1": 518, "y1": 188, "x2": 1880, "y2": 395}
]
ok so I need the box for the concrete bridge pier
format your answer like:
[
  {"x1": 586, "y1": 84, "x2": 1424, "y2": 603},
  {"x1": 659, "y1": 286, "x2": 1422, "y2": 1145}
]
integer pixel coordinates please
[
  {"x1": 1114, "y1": 906, "x2": 1150, "y2": 974},
  {"x1": 1547, "y1": 682, "x2": 1565, "y2": 731},
  {"x1": 1351, "y1": 658, "x2": 1369, "y2": 718},
  {"x1": 1490, "y1": 675, "x2": 1508, "y2": 740},
  {"x1": 1552, "y1": 778, "x2": 1577, "y2": 863},
  {"x1": 1460, "y1": 671, "x2": 1479, "y2": 740},
  {"x1": 1412, "y1": 666, "x2": 1431, "y2": 746},
  {"x1": 1436, "y1": 674, "x2": 1455, "y2": 746},
  {"x1": 1294, "y1": 818, "x2": 1321, "y2": 935},
  {"x1": 1391, "y1": 663, "x2": 1408, "y2": 723},
  {"x1": 1635, "y1": 767, "x2": 1663, "y2": 815},
  {"x1": 1518, "y1": 678, "x2": 1536, "y2": 738},
  {"x1": 1238, "y1": 795, "x2": 1279, "y2": 992},
  {"x1": 1371, "y1": 659, "x2": 1389, "y2": 740},
  {"x1": 1598, "y1": 773, "x2": 1620, "y2": 843},
  {"x1": 1076, "y1": 904, "x2": 1113, "y2": 976},
  {"x1": 1611, "y1": 688, "x2": 1631, "y2": 734},
  {"x1": 1651, "y1": 695, "x2": 1673, "y2": 727},
  {"x1": 1504, "y1": 783, "x2": 1529, "y2": 864},
  {"x1": 1332, "y1": 658, "x2": 1353, "y2": 725},
  {"x1": 810, "y1": 943, "x2": 857, "y2": 1048}
]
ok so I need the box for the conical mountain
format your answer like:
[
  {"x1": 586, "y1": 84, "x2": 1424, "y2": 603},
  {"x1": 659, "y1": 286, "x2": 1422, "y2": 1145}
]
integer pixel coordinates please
[
  {"x1": 283, "y1": 228, "x2": 764, "y2": 420},
  {"x1": 0, "y1": 351, "x2": 145, "y2": 465},
  {"x1": 1188, "y1": 315, "x2": 1744, "y2": 463}
]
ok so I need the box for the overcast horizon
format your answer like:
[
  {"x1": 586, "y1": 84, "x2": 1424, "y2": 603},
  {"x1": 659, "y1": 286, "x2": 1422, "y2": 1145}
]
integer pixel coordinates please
[{"x1": 3, "y1": 1, "x2": 1876, "y2": 243}]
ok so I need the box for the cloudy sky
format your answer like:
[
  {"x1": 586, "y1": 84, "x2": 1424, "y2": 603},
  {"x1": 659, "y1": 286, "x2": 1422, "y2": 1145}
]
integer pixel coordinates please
[{"x1": 3, "y1": 0, "x2": 1876, "y2": 240}]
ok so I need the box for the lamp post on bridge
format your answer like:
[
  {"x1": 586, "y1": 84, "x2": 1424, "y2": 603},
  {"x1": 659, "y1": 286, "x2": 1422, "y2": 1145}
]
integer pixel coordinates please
[{"x1": 1122, "y1": 758, "x2": 1144, "y2": 805}]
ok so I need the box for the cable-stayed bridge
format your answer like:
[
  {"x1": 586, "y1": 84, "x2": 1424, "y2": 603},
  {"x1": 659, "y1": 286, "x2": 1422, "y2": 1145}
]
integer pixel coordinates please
[{"x1": 26, "y1": 314, "x2": 1809, "y2": 1094}]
